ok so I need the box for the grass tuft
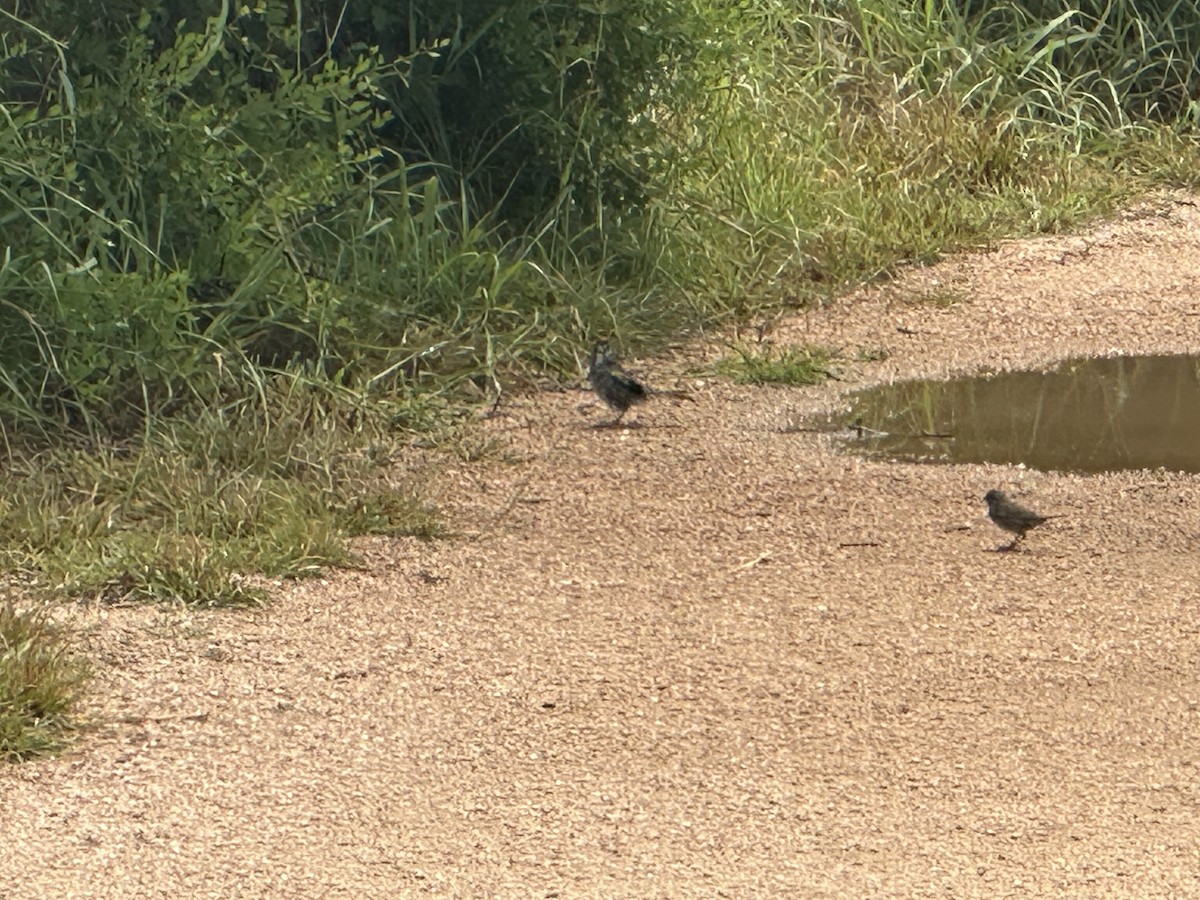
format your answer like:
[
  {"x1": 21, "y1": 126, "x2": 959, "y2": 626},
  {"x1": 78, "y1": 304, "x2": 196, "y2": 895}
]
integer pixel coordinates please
[
  {"x1": 0, "y1": 603, "x2": 87, "y2": 762},
  {"x1": 336, "y1": 490, "x2": 447, "y2": 539},
  {"x1": 717, "y1": 345, "x2": 838, "y2": 387}
]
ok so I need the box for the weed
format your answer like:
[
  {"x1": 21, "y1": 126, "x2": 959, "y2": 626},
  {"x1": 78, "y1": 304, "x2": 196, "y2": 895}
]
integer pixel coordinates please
[
  {"x1": 718, "y1": 345, "x2": 838, "y2": 387},
  {"x1": 0, "y1": 602, "x2": 87, "y2": 761},
  {"x1": 337, "y1": 490, "x2": 446, "y2": 540}
]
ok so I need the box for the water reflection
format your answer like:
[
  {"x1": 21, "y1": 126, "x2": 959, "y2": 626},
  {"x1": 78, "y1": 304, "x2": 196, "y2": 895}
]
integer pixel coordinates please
[{"x1": 827, "y1": 355, "x2": 1200, "y2": 474}]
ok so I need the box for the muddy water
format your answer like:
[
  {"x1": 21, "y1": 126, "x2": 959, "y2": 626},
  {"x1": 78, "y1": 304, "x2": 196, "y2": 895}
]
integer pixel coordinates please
[{"x1": 828, "y1": 355, "x2": 1200, "y2": 474}]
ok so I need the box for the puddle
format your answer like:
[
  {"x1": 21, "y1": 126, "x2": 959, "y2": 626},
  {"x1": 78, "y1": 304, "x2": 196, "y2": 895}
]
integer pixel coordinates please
[{"x1": 825, "y1": 354, "x2": 1200, "y2": 474}]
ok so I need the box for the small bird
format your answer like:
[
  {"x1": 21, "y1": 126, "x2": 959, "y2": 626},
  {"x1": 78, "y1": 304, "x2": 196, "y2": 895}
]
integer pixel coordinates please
[
  {"x1": 983, "y1": 489, "x2": 1060, "y2": 551},
  {"x1": 587, "y1": 342, "x2": 649, "y2": 427}
]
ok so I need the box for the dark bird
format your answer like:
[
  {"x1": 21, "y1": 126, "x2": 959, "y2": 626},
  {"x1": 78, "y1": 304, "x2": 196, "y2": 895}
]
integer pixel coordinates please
[
  {"x1": 983, "y1": 489, "x2": 1060, "y2": 551},
  {"x1": 587, "y1": 342, "x2": 649, "y2": 427}
]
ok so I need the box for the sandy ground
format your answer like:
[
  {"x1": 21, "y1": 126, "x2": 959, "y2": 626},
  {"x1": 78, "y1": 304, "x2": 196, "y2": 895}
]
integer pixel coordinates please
[{"x1": 6, "y1": 195, "x2": 1200, "y2": 898}]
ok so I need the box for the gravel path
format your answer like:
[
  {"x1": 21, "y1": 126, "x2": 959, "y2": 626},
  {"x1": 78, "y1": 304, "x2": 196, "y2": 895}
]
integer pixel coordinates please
[{"x1": 5, "y1": 195, "x2": 1200, "y2": 898}]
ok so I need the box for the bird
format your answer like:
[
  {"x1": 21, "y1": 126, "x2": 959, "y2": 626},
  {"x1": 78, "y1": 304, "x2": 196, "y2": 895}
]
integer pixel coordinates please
[
  {"x1": 983, "y1": 489, "x2": 1060, "y2": 551},
  {"x1": 587, "y1": 342, "x2": 649, "y2": 427}
]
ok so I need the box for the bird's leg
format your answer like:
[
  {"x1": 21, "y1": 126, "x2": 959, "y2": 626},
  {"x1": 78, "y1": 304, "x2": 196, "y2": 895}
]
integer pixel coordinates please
[{"x1": 593, "y1": 410, "x2": 624, "y2": 429}]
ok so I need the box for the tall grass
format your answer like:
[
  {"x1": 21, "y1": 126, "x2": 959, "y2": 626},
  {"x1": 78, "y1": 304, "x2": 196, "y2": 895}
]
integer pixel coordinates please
[
  {"x1": 656, "y1": 1, "x2": 1200, "y2": 315},
  {"x1": 4, "y1": 1, "x2": 1199, "y2": 429}
]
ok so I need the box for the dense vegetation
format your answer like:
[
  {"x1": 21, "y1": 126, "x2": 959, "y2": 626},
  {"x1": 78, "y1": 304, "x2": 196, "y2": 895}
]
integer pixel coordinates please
[{"x1": 2, "y1": 0, "x2": 1198, "y2": 758}]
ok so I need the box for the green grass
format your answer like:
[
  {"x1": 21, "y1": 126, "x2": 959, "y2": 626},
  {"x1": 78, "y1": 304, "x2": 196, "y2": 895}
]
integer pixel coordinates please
[
  {"x1": 649, "y1": 2, "x2": 1200, "y2": 325},
  {"x1": 336, "y1": 489, "x2": 446, "y2": 539},
  {"x1": 0, "y1": 382, "x2": 448, "y2": 609},
  {"x1": 717, "y1": 345, "x2": 838, "y2": 387},
  {"x1": 0, "y1": 602, "x2": 88, "y2": 762}
]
